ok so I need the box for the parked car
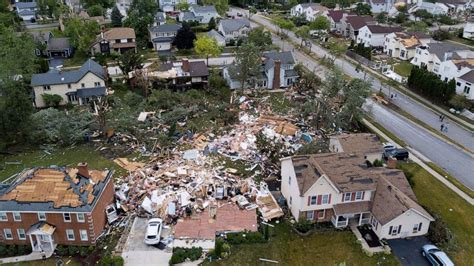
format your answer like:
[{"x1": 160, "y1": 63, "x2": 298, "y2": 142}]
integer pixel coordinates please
[
  {"x1": 383, "y1": 148, "x2": 409, "y2": 161},
  {"x1": 144, "y1": 218, "x2": 163, "y2": 245},
  {"x1": 383, "y1": 142, "x2": 396, "y2": 152},
  {"x1": 421, "y1": 244, "x2": 454, "y2": 266}
]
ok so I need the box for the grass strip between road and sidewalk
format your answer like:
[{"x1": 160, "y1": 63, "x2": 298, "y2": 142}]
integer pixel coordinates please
[{"x1": 426, "y1": 162, "x2": 474, "y2": 199}]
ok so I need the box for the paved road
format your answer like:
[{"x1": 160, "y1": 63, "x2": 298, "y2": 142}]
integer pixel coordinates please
[
  {"x1": 232, "y1": 8, "x2": 474, "y2": 189},
  {"x1": 247, "y1": 11, "x2": 474, "y2": 153}
]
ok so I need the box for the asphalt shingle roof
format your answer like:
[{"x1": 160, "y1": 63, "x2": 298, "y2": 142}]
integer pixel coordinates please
[
  {"x1": 191, "y1": 5, "x2": 217, "y2": 14},
  {"x1": 46, "y1": 37, "x2": 71, "y2": 51},
  {"x1": 427, "y1": 42, "x2": 471, "y2": 61},
  {"x1": 219, "y1": 19, "x2": 250, "y2": 34},
  {"x1": 459, "y1": 69, "x2": 474, "y2": 83},
  {"x1": 149, "y1": 23, "x2": 182, "y2": 33},
  {"x1": 31, "y1": 59, "x2": 105, "y2": 86}
]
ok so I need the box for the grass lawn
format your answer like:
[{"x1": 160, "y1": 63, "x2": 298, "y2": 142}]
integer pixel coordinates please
[
  {"x1": 63, "y1": 53, "x2": 89, "y2": 68},
  {"x1": 205, "y1": 222, "x2": 398, "y2": 266},
  {"x1": 393, "y1": 61, "x2": 413, "y2": 77},
  {"x1": 0, "y1": 145, "x2": 125, "y2": 182},
  {"x1": 398, "y1": 163, "x2": 474, "y2": 265}
]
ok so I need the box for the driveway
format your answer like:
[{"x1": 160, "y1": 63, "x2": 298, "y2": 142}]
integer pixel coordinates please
[
  {"x1": 388, "y1": 237, "x2": 430, "y2": 266},
  {"x1": 121, "y1": 217, "x2": 172, "y2": 266}
]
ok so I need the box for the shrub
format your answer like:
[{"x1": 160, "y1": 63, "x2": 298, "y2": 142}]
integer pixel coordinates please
[
  {"x1": 68, "y1": 245, "x2": 79, "y2": 256},
  {"x1": 294, "y1": 218, "x2": 313, "y2": 233},
  {"x1": 432, "y1": 30, "x2": 450, "y2": 41},
  {"x1": 56, "y1": 245, "x2": 68, "y2": 256},
  {"x1": 0, "y1": 245, "x2": 7, "y2": 256},
  {"x1": 42, "y1": 94, "x2": 63, "y2": 107},
  {"x1": 428, "y1": 216, "x2": 453, "y2": 247},
  {"x1": 98, "y1": 255, "x2": 124, "y2": 266},
  {"x1": 169, "y1": 247, "x2": 202, "y2": 265},
  {"x1": 226, "y1": 231, "x2": 266, "y2": 244},
  {"x1": 373, "y1": 159, "x2": 383, "y2": 167},
  {"x1": 7, "y1": 245, "x2": 17, "y2": 256},
  {"x1": 449, "y1": 94, "x2": 473, "y2": 111}
]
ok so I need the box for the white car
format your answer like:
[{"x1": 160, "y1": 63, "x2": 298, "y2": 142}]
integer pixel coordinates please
[
  {"x1": 383, "y1": 142, "x2": 396, "y2": 151},
  {"x1": 144, "y1": 218, "x2": 163, "y2": 245},
  {"x1": 422, "y1": 244, "x2": 454, "y2": 266}
]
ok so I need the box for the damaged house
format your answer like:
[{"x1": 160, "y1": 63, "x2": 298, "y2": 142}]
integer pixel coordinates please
[
  {"x1": 223, "y1": 51, "x2": 299, "y2": 90},
  {"x1": 129, "y1": 59, "x2": 209, "y2": 90},
  {"x1": 0, "y1": 163, "x2": 114, "y2": 251},
  {"x1": 280, "y1": 134, "x2": 434, "y2": 240}
]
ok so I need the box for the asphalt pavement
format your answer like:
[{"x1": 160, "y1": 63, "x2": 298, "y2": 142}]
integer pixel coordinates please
[
  {"x1": 233, "y1": 8, "x2": 474, "y2": 190},
  {"x1": 388, "y1": 236, "x2": 431, "y2": 266}
]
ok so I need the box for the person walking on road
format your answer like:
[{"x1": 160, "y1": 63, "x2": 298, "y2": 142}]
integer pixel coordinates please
[
  {"x1": 441, "y1": 124, "x2": 444, "y2": 131},
  {"x1": 444, "y1": 123, "x2": 449, "y2": 133}
]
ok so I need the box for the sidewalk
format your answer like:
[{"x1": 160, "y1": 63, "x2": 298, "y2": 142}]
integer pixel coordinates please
[
  {"x1": 363, "y1": 118, "x2": 474, "y2": 205},
  {"x1": 0, "y1": 250, "x2": 53, "y2": 264}
]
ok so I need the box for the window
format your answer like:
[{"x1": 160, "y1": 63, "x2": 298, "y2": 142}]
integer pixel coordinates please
[
  {"x1": 17, "y1": 229, "x2": 26, "y2": 240},
  {"x1": 63, "y1": 213, "x2": 71, "y2": 222},
  {"x1": 322, "y1": 194, "x2": 330, "y2": 204},
  {"x1": 79, "y1": 230, "x2": 88, "y2": 241},
  {"x1": 456, "y1": 82, "x2": 461, "y2": 86},
  {"x1": 94, "y1": 82, "x2": 101, "y2": 87},
  {"x1": 13, "y1": 212, "x2": 21, "y2": 222},
  {"x1": 77, "y1": 213, "x2": 85, "y2": 223},
  {"x1": 4, "y1": 229, "x2": 13, "y2": 240},
  {"x1": 317, "y1": 210, "x2": 325, "y2": 219},
  {"x1": 389, "y1": 225, "x2": 401, "y2": 236},
  {"x1": 38, "y1": 212, "x2": 46, "y2": 221},
  {"x1": 66, "y1": 229, "x2": 75, "y2": 241},
  {"x1": 344, "y1": 193, "x2": 351, "y2": 202},
  {"x1": 310, "y1": 196, "x2": 317, "y2": 205},
  {"x1": 0, "y1": 212, "x2": 7, "y2": 221},
  {"x1": 306, "y1": 211, "x2": 314, "y2": 220},
  {"x1": 43, "y1": 85, "x2": 51, "y2": 91},
  {"x1": 68, "y1": 94, "x2": 77, "y2": 102},
  {"x1": 81, "y1": 83, "x2": 85, "y2": 88},
  {"x1": 68, "y1": 84, "x2": 71, "y2": 89},
  {"x1": 464, "y1": 86, "x2": 471, "y2": 94},
  {"x1": 355, "y1": 191, "x2": 362, "y2": 200},
  {"x1": 412, "y1": 223, "x2": 422, "y2": 233}
]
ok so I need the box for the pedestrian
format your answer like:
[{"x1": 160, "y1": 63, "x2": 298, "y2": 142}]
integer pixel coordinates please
[
  {"x1": 444, "y1": 123, "x2": 449, "y2": 133},
  {"x1": 441, "y1": 115, "x2": 445, "y2": 122},
  {"x1": 441, "y1": 124, "x2": 444, "y2": 131},
  {"x1": 390, "y1": 94, "x2": 394, "y2": 99},
  {"x1": 439, "y1": 115, "x2": 443, "y2": 121}
]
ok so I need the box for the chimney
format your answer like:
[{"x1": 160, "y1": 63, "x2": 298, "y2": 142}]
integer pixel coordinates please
[
  {"x1": 272, "y1": 60, "x2": 281, "y2": 89},
  {"x1": 182, "y1": 59, "x2": 190, "y2": 72},
  {"x1": 77, "y1": 162, "x2": 91, "y2": 179}
]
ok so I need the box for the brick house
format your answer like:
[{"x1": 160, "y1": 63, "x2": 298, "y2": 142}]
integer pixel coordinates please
[{"x1": 0, "y1": 163, "x2": 114, "y2": 252}]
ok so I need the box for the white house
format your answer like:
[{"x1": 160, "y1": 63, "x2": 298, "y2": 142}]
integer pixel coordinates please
[
  {"x1": 434, "y1": 57, "x2": 474, "y2": 83},
  {"x1": 408, "y1": 1, "x2": 448, "y2": 17},
  {"x1": 357, "y1": 25, "x2": 403, "y2": 47},
  {"x1": 31, "y1": 59, "x2": 106, "y2": 108},
  {"x1": 366, "y1": 0, "x2": 396, "y2": 13},
  {"x1": 463, "y1": 19, "x2": 474, "y2": 39},
  {"x1": 383, "y1": 32, "x2": 432, "y2": 60},
  {"x1": 158, "y1": 0, "x2": 197, "y2": 12},
  {"x1": 410, "y1": 42, "x2": 471, "y2": 72},
  {"x1": 455, "y1": 70, "x2": 474, "y2": 99},
  {"x1": 217, "y1": 19, "x2": 250, "y2": 44},
  {"x1": 15, "y1": 1, "x2": 37, "y2": 21},
  {"x1": 290, "y1": 3, "x2": 328, "y2": 22},
  {"x1": 207, "y1": 30, "x2": 226, "y2": 47},
  {"x1": 325, "y1": 10, "x2": 353, "y2": 33},
  {"x1": 179, "y1": 5, "x2": 219, "y2": 24},
  {"x1": 148, "y1": 24, "x2": 182, "y2": 51},
  {"x1": 223, "y1": 51, "x2": 299, "y2": 90},
  {"x1": 280, "y1": 151, "x2": 433, "y2": 240},
  {"x1": 341, "y1": 15, "x2": 376, "y2": 40}
]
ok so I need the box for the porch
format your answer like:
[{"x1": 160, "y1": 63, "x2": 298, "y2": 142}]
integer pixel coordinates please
[
  {"x1": 26, "y1": 222, "x2": 57, "y2": 252},
  {"x1": 331, "y1": 201, "x2": 371, "y2": 228}
]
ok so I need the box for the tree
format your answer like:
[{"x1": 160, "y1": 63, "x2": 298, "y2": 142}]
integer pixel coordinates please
[
  {"x1": 309, "y1": 16, "x2": 330, "y2": 31},
  {"x1": 208, "y1": 17, "x2": 216, "y2": 30},
  {"x1": 117, "y1": 49, "x2": 143, "y2": 76},
  {"x1": 80, "y1": 0, "x2": 113, "y2": 9},
  {"x1": 274, "y1": 17, "x2": 295, "y2": 35},
  {"x1": 38, "y1": 0, "x2": 59, "y2": 18},
  {"x1": 230, "y1": 42, "x2": 262, "y2": 89},
  {"x1": 201, "y1": 0, "x2": 228, "y2": 16},
  {"x1": 194, "y1": 36, "x2": 222, "y2": 66},
  {"x1": 394, "y1": 12, "x2": 407, "y2": 24},
  {"x1": 432, "y1": 30, "x2": 449, "y2": 41},
  {"x1": 414, "y1": 9, "x2": 432, "y2": 21},
  {"x1": 64, "y1": 18, "x2": 100, "y2": 54},
  {"x1": 247, "y1": 27, "x2": 272, "y2": 49},
  {"x1": 42, "y1": 94, "x2": 63, "y2": 107},
  {"x1": 0, "y1": 26, "x2": 38, "y2": 83},
  {"x1": 396, "y1": 3, "x2": 408, "y2": 13},
  {"x1": 87, "y1": 4, "x2": 104, "y2": 16},
  {"x1": 0, "y1": 82, "x2": 34, "y2": 147},
  {"x1": 111, "y1": 6, "x2": 123, "y2": 27},
  {"x1": 376, "y1": 12, "x2": 388, "y2": 24},
  {"x1": 124, "y1": 0, "x2": 158, "y2": 48},
  {"x1": 175, "y1": 0, "x2": 190, "y2": 11},
  {"x1": 295, "y1": 25, "x2": 311, "y2": 48},
  {"x1": 354, "y1": 3, "x2": 371, "y2": 16},
  {"x1": 173, "y1": 23, "x2": 196, "y2": 50},
  {"x1": 449, "y1": 94, "x2": 472, "y2": 110},
  {"x1": 408, "y1": 21, "x2": 428, "y2": 33}
]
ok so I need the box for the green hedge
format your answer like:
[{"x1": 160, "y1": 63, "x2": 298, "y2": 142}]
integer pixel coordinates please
[
  {"x1": 169, "y1": 247, "x2": 202, "y2": 265},
  {"x1": 0, "y1": 245, "x2": 32, "y2": 257},
  {"x1": 407, "y1": 66, "x2": 456, "y2": 104},
  {"x1": 226, "y1": 231, "x2": 267, "y2": 245}
]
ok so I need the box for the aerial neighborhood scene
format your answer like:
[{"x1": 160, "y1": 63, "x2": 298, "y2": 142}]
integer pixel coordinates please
[{"x1": 1, "y1": 0, "x2": 474, "y2": 265}]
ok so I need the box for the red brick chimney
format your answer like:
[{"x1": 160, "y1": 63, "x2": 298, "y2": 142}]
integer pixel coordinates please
[
  {"x1": 182, "y1": 59, "x2": 190, "y2": 72},
  {"x1": 272, "y1": 60, "x2": 281, "y2": 89},
  {"x1": 77, "y1": 162, "x2": 91, "y2": 179}
]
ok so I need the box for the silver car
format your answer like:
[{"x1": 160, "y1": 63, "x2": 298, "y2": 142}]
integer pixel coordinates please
[
  {"x1": 144, "y1": 218, "x2": 163, "y2": 245},
  {"x1": 422, "y1": 244, "x2": 454, "y2": 266}
]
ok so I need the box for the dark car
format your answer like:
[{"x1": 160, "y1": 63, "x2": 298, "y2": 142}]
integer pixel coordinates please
[{"x1": 383, "y1": 148, "x2": 409, "y2": 161}]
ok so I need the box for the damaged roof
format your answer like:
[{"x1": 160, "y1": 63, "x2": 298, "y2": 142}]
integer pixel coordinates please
[
  {"x1": 372, "y1": 177, "x2": 434, "y2": 225},
  {"x1": 330, "y1": 133, "x2": 384, "y2": 154},
  {"x1": 0, "y1": 166, "x2": 113, "y2": 212}
]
